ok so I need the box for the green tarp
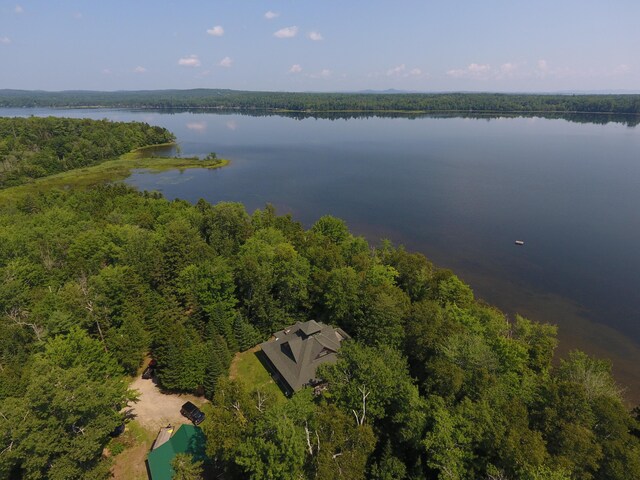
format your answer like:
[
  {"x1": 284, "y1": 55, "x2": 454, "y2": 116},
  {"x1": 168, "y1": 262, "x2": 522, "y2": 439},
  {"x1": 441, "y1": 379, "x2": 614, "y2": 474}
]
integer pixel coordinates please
[{"x1": 146, "y1": 424, "x2": 207, "y2": 480}]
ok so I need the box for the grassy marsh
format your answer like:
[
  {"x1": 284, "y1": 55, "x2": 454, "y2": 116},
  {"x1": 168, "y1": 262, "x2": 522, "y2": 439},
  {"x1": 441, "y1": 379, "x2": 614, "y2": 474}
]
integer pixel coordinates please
[{"x1": 0, "y1": 146, "x2": 228, "y2": 205}]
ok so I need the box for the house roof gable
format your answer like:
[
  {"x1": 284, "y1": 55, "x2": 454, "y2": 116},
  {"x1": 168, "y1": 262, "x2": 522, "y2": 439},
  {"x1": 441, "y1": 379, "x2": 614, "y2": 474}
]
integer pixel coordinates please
[{"x1": 260, "y1": 320, "x2": 349, "y2": 392}]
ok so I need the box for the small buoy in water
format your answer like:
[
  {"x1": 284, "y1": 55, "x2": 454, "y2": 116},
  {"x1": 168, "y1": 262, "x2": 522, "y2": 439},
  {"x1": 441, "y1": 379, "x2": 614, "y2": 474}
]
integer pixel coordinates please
[{"x1": 515, "y1": 240, "x2": 525, "y2": 246}]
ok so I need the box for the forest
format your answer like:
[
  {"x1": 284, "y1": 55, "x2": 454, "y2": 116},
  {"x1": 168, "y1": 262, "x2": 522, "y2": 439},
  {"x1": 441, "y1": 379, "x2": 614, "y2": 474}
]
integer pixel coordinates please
[
  {"x1": 1, "y1": 89, "x2": 640, "y2": 115},
  {"x1": 0, "y1": 117, "x2": 639, "y2": 479},
  {"x1": 0, "y1": 117, "x2": 175, "y2": 187}
]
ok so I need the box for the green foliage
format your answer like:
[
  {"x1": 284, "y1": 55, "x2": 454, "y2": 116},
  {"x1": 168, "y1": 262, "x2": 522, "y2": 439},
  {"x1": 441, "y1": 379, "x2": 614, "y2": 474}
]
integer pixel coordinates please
[
  {"x1": 319, "y1": 342, "x2": 422, "y2": 433},
  {"x1": 558, "y1": 350, "x2": 622, "y2": 402},
  {"x1": 323, "y1": 266, "x2": 361, "y2": 324},
  {"x1": 197, "y1": 201, "x2": 252, "y2": 256},
  {"x1": 514, "y1": 315, "x2": 558, "y2": 374},
  {"x1": 235, "y1": 228, "x2": 310, "y2": 333},
  {"x1": 311, "y1": 215, "x2": 350, "y2": 244},
  {"x1": 431, "y1": 270, "x2": 474, "y2": 307},
  {"x1": 234, "y1": 314, "x2": 262, "y2": 351},
  {"x1": 312, "y1": 403, "x2": 376, "y2": 480},
  {"x1": 0, "y1": 329, "x2": 132, "y2": 479},
  {"x1": 171, "y1": 453, "x2": 204, "y2": 480},
  {"x1": 235, "y1": 411, "x2": 307, "y2": 480},
  {"x1": 154, "y1": 318, "x2": 207, "y2": 392},
  {"x1": 204, "y1": 335, "x2": 231, "y2": 399},
  {"x1": 369, "y1": 441, "x2": 407, "y2": 480},
  {"x1": 0, "y1": 116, "x2": 174, "y2": 187}
]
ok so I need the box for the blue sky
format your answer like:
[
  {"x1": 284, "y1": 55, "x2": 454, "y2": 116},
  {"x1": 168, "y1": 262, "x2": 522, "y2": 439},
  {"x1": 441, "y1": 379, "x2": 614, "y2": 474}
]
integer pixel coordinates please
[{"x1": 1, "y1": 0, "x2": 638, "y2": 92}]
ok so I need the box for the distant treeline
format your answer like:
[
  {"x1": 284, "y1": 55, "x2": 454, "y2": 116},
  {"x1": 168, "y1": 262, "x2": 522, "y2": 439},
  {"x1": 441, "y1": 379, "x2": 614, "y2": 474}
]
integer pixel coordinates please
[
  {"x1": 1, "y1": 89, "x2": 640, "y2": 115},
  {"x1": 0, "y1": 116, "x2": 175, "y2": 187}
]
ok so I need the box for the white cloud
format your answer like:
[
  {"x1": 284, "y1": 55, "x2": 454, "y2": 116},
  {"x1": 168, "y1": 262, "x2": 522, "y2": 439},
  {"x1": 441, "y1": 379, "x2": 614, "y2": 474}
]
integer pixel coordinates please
[
  {"x1": 500, "y1": 63, "x2": 516, "y2": 74},
  {"x1": 289, "y1": 64, "x2": 302, "y2": 74},
  {"x1": 133, "y1": 66, "x2": 147, "y2": 73},
  {"x1": 219, "y1": 56, "x2": 233, "y2": 68},
  {"x1": 447, "y1": 63, "x2": 492, "y2": 78},
  {"x1": 264, "y1": 11, "x2": 279, "y2": 20},
  {"x1": 178, "y1": 54, "x2": 201, "y2": 67},
  {"x1": 102, "y1": 68, "x2": 112, "y2": 75},
  {"x1": 535, "y1": 59, "x2": 550, "y2": 78},
  {"x1": 308, "y1": 31, "x2": 323, "y2": 41},
  {"x1": 387, "y1": 64, "x2": 406, "y2": 76},
  {"x1": 186, "y1": 122, "x2": 206, "y2": 132},
  {"x1": 274, "y1": 26, "x2": 298, "y2": 38},
  {"x1": 308, "y1": 69, "x2": 331, "y2": 79},
  {"x1": 386, "y1": 64, "x2": 423, "y2": 78},
  {"x1": 0, "y1": 36, "x2": 11, "y2": 45},
  {"x1": 207, "y1": 25, "x2": 224, "y2": 37},
  {"x1": 14, "y1": 5, "x2": 23, "y2": 14},
  {"x1": 468, "y1": 63, "x2": 491, "y2": 74},
  {"x1": 446, "y1": 69, "x2": 462, "y2": 78},
  {"x1": 611, "y1": 64, "x2": 631, "y2": 76},
  {"x1": 495, "y1": 62, "x2": 519, "y2": 79}
]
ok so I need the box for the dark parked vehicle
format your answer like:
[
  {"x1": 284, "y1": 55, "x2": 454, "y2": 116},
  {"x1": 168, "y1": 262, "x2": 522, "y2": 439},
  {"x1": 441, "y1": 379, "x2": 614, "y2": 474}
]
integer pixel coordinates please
[
  {"x1": 142, "y1": 359, "x2": 157, "y2": 379},
  {"x1": 110, "y1": 422, "x2": 125, "y2": 437},
  {"x1": 180, "y1": 401, "x2": 205, "y2": 425}
]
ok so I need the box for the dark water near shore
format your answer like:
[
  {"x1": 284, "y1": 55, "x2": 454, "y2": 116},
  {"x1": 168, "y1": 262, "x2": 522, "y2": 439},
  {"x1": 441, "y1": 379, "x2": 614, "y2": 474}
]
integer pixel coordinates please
[{"x1": 3, "y1": 108, "x2": 640, "y2": 402}]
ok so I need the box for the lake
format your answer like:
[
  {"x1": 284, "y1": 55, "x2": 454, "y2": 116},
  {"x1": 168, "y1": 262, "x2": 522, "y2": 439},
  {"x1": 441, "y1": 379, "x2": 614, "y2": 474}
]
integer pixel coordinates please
[{"x1": 2, "y1": 108, "x2": 640, "y2": 402}]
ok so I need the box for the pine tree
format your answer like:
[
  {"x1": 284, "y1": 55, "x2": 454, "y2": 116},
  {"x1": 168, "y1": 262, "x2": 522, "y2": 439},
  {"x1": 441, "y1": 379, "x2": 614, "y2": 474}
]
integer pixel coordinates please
[
  {"x1": 233, "y1": 314, "x2": 261, "y2": 351},
  {"x1": 212, "y1": 334, "x2": 232, "y2": 368},
  {"x1": 206, "y1": 302, "x2": 239, "y2": 351},
  {"x1": 204, "y1": 342, "x2": 224, "y2": 400}
]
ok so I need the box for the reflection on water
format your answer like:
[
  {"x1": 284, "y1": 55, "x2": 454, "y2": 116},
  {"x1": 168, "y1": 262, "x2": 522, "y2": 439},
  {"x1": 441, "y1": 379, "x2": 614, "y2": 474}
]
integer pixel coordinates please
[
  {"x1": 2, "y1": 107, "x2": 640, "y2": 402},
  {"x1": 130, "y1": 108, "x2": 640, "y2": 127}
]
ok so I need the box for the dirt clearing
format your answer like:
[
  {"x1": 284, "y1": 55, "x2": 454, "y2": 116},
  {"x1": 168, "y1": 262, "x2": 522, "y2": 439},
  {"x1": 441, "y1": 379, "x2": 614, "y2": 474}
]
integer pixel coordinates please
[{"x1": 126, "y1": 376, "x2": 207, "y2": 431}]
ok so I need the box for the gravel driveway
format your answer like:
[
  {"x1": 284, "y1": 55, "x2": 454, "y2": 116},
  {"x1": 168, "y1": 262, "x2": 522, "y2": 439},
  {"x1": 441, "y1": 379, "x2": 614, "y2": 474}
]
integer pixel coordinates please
[{"x1": 126, "y1": 376, "x2": 207, "y2": 431}]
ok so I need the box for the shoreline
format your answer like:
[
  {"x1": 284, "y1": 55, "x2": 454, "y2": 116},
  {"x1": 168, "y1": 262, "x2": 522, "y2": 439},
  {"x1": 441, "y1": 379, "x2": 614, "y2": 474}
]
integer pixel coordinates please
[{"x1": 0, "y1": 144, "x2": 229, "y2": 205}]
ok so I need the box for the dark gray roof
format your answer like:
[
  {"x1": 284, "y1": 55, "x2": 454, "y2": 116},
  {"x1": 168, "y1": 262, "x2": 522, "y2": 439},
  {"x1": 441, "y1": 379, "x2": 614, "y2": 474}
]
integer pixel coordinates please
[{"x1": 260, "y1": 320, "x2": 349, "y2": 393}]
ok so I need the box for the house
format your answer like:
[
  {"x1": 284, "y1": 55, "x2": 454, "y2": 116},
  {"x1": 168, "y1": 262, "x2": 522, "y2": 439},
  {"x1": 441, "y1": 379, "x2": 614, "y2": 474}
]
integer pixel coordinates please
[
  {"x1": 146, "y1": 424, "x2": 206, "y2": 480},
  {"x1": 259, "y1": 320, "x2": 349, "y2": 396}
]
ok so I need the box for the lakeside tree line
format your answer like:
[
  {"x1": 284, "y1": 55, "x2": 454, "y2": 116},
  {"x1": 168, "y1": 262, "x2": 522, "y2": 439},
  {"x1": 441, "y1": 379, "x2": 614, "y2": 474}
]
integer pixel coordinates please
[
  {"x1": 1, "y1": 89, "x2": 640, "y2": 115},
  {"x1": 0, "y1": 116, "x2": 174, "y2": 187},
  {"x1": 0, "y1": 184, "x2": 639, "y2": 479}
]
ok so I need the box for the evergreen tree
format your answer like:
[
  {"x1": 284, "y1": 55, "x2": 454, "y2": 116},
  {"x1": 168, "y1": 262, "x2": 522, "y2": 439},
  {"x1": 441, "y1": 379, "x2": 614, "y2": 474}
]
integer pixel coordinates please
[
  {"x1": 204, "y1": 347, "x2": 224, "y2": 400},
  {"x1": 211, "y1": 334, "x2": 232, "y2": 369},
  {"x1": 233, "y1": 315, "x2": 261, "y2": 351},
  {"x1": 204, "y1": 335, "x2": 232, "y2": 399},
  {"x1": 206, "y1": 302, "x2": 238, "y2": 351}
]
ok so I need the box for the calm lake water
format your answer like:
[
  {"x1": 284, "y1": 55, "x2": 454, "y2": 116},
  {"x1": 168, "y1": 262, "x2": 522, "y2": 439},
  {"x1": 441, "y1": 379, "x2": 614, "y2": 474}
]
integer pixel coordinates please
[{"x1": 3, "y1": 108, "x2": 640, "y2": 402}]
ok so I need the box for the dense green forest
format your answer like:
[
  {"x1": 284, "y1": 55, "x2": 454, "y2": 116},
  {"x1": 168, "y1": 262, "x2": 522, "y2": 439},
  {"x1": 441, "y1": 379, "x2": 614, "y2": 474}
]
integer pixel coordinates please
[
  {"x1": 1, "y1": 89, "x2": 640, "y2": 115},
  {"x1": 0, "y1": 118, "x2": 639, "y2": 479},
  {"x1": 0, "y1": 117, "x2": 175, "y2": 187},
  {"x1": 1, "y1": 185, "x2": 639, "y2": 479}
]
